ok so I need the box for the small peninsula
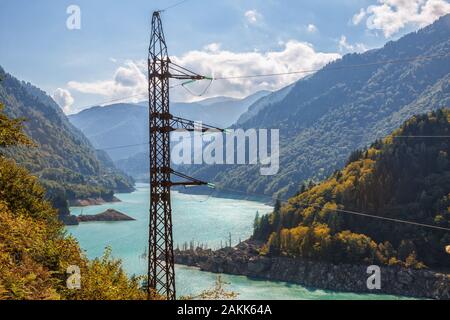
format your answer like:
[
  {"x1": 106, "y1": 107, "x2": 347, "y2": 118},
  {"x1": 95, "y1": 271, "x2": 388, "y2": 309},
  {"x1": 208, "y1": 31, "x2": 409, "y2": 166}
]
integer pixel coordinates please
[{"x1": 77, "y1": 209, "x2": 135, "y2": 222}]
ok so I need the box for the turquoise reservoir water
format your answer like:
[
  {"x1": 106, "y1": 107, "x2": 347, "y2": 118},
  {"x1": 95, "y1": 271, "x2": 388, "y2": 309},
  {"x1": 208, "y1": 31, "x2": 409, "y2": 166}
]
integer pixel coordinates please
[{"x1": 67, "y1": 183, "x2": 408, "y2": 300}]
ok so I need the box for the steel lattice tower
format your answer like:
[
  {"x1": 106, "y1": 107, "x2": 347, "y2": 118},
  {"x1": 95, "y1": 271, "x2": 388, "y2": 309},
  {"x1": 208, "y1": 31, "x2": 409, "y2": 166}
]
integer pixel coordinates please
[
  {"x1": 147, "y1": 11, "x2": 222, "y2": 300},
  {"x1": 148, "y1": 11, "x2": 175, "y2": 300}
]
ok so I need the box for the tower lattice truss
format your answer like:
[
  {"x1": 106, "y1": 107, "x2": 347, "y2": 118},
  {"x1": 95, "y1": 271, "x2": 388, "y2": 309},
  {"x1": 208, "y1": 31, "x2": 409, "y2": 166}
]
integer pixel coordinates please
[{"x1": 147, "y1": 11, "x2": 223, "y2": 300}]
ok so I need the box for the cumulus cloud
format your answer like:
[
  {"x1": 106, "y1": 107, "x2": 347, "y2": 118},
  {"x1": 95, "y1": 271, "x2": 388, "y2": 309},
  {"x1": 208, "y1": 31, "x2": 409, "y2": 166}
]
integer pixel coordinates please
[
  {"x1": 352, "y1": 8, "x2": 367, "y2": 25},
  {"x1": 68, "y1": 60, "x2": 148, "y2": 103},
  {"x1": 307, "y1": 24, "x2": 318, "y2": 33},
  {"x1": 245, "y1": 9, "x2": 262, "y2": 24},
  {"x1": 204, "y1": 42, "x2": 221, "y2": 53},
  {"x1": 353, "y1": 0, "x2": 450, "y2": 37},
  {"x1": 338, "y1": 35, "x2": 368, "y2": 53},
  {"x1": 170, "y1": 40, "x2": 340, "y2": 100},
  {"x1": 52, "y1": 88, "x2": 74, "y2": 113},
  {"x1": 114, "y1": 61, "x2": 146, "y2": 87},
  {"x1": 67, "y1": 41, "x2": 340, "y2": 105}
]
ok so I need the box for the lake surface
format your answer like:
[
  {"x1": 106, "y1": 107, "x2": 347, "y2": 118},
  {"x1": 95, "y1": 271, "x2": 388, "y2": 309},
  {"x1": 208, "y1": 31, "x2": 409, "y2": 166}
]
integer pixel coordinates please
[{"x1": 67, "y1": 183, "x2": 409, "y2": 300}]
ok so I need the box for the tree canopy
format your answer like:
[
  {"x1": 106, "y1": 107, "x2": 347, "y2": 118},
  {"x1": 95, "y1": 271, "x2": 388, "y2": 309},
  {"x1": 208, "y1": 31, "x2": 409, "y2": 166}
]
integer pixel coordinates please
[
  {"x1": 254, "y1": 109, "x2": 450, "y2": 269},
  {"x1": 0, "y1": 103, "x2": 153, "y2": 299}
]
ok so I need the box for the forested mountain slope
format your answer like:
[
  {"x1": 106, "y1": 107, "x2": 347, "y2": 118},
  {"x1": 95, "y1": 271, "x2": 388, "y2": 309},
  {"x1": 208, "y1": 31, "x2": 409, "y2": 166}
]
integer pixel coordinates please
[
  {"x1": 0, "y1": 67, "x2": 134, "y2": 217},
  {"x1": 0, "y1": 104, "x2": 150, "y2": 299},
  {"x1": 254, "y1": 109, "x2": 450, "y2": 269},
  {"x1": 185, "y1": 14, "x2": 450, "y2": 199}
]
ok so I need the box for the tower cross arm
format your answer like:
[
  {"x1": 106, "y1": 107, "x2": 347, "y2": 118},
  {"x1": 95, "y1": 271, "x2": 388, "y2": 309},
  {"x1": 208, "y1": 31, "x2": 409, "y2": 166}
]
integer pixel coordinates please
[
  {"x1": 168, "y1": 62, "x2": 213, "y2": 80},
  {"x1": 170, "y1": 170, "x2": 212, "y2": 187},
  {"x1": 169, "y1": 74, "x2": 210, "y2": 80},
  {"x1": 170, "y1": 115, "x2": 225, "y2": 133}
]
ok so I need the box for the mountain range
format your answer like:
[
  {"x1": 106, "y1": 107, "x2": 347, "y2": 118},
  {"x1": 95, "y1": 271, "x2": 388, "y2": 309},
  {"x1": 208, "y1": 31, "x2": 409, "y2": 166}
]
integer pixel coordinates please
[
  {"x1": 68, "y1": 90, "x2": 270, "y2": 162},
  {"x1": 182, "y1": 14, "x2": 450, "y2": 199},
  {"x1": 65, "y1": 15, "x2": 450, "y2": 202}
]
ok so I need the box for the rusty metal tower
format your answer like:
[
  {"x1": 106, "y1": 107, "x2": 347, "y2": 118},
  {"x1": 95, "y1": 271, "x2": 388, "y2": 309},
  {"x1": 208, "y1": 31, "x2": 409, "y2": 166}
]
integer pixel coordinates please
[{"x1": 147, "y1": 11, "x2": 221, "y2": 300}]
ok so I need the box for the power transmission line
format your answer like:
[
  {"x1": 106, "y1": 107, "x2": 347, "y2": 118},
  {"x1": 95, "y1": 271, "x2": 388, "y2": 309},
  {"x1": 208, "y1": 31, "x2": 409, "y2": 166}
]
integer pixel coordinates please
[
  {"x1": 211, "y1": 185, "x2": 450, "y2": 232},
  {"x1": 313, "y1": 204, "x2": 450, "y2": 232},
  {"x1": 394, "y1": 136, "x2": 450, "y2": 138},
  {"x1": 161, "y1": 0, "x2": 192, "y2": 12},
  {"x1": 71, "y1": 181, "x2": 450, "y2": 236},
  {"x1": 93, "y1": 136, "x2": 450, "y2": 153},
  {"x1": 70, "y1": 52, "x2": 449, "y2": 112},
  {"x1": 70, "y1": 83, "x2": 186, "y2": 114},
  {"x1": 95, "y1": 133, "x2": 450, "y2": 152},
  {"x1": 97, "y1": 142, "x2": 148, "y2": 151},
  {"x1": 68, "y1": 94, "x2": 146, "y2": 114},
  {"x1": 69, "y1": 181, "x2": 449, "y2": 261},
  {"x1": 213, "y1": 53, "x2": 450, "y2": 80},
  {"x1": 72, "y1": 43, "x2": 449, "y2": 233}
]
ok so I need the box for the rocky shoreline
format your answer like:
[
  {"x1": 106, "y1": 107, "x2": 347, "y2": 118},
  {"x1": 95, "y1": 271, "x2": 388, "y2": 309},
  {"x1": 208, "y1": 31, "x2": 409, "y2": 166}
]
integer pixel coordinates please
[
  {"x1": 76, "y1": 209, "x2": 135, "y2": 222},
  {"x1": 174, "y1": 240, "x2": 450, "y2": 300},
  {"x1": 61, "y1": 197, "x2": 123, "y2": 225},
  {"x1": 68, "y1": 195, "x2": 121, "y2": 207}
]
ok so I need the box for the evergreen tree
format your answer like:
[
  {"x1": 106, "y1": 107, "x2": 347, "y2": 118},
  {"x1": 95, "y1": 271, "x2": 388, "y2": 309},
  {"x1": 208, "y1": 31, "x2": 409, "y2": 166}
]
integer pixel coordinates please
[{"x1": 253, "y1": 211, "x2": 260, "y2": 233}]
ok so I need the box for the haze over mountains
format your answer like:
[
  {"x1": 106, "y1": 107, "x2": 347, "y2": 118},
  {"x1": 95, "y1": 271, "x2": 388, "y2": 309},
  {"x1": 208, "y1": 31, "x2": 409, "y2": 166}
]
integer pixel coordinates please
[
  {"x1": 182, "y1": 14, "x2": 450, "y2": 198},
  {"x1": 64, "y1": 15, "x2": 450, "y2": 201},
  {"x1": 69, "y1": 90, "x2": 270, "y2": 162}
]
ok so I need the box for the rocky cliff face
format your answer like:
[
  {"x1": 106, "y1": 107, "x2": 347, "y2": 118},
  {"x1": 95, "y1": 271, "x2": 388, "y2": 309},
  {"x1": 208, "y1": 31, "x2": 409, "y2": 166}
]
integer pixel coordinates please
[{"x1": 174, "y1": 241, "x2": 450, "y2": 300}]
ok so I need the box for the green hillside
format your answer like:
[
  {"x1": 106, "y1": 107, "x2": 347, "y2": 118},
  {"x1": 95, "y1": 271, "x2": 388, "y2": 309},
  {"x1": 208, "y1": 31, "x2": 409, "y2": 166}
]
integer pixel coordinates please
[
  {"x1": 254, "y1": 109, "x2": 450, "y2": 269},
  {"x1": 0, "y1": 104, "x2": 151, "y2": 299},
  {"x1": 0, "y1": 67, "x2": 134, "y2": 221}
]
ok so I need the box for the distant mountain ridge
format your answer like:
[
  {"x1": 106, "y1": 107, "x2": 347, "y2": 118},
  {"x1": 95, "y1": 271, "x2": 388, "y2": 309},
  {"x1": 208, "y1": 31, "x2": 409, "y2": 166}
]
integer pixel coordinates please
[
  {"x1": 69, "y1": 90, "x2": 270, "y2": 162},
  {"x1": 236, "y1": 83, "x2": 296, "y2": 125},
  {"x1": 69, "y1": 103, "x2": 148, "y2": 161},
  {"x1": 183, "y1": 14, "x2": 450, "y2": 199}
]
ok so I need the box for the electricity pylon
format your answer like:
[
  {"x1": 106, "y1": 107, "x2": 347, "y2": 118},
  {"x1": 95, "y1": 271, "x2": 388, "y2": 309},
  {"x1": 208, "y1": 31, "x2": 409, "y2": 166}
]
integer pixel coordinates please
[{"x1": 147, "y1": 11, "x2": 221, "y2": 300}]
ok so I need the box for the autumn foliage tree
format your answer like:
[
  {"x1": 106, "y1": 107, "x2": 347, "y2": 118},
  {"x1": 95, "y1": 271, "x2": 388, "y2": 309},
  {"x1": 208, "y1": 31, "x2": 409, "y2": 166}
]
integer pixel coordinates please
[
  {"x1": 255, "y1": 109, "x2": 450, "y2": 269},
  {"x1": 0, "y1": 103, "x2": 152, "y2": 300}
]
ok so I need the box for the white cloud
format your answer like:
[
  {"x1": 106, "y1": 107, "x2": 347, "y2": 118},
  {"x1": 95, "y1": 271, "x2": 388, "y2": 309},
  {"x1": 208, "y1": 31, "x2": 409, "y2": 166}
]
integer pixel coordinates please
[
  {"x1": 203, "y1": 42, "x2": 221, "y2": 53},
  {"x1": 352, "y1": 8, "x2": 367, "y2": 25},
  {"x1": 353, "y1": 0, "x2": 450, "y2": 38},
  {"x1": 170, "y1": 40, "x2": 340, "y2": 100},
  {"x1": 114, "y1": 61, "x2": 146, "y2": 87},
  {"x1": 245, "y1": 10, "x2": 262, "y2": 24},
  {"x1": 52, "y1": 88, "x2": 74, "y2": 113},
  {"x1": 68, "y1": 60, "x2": 148, "y2": 103},
  {"x1": 307, "y1": 24, "x2": 318, "y2": 33},
  {"x1": 338, "y1": 35, "x2": 368, "y2": 53},
  {"x1": 67, "y1": 41, "x2": 340, "y2": 106}
]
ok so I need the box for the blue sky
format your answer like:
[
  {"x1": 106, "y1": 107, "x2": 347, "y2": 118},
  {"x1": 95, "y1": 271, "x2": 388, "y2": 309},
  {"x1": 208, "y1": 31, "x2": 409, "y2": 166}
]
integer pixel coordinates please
[{"x1": 1, "y1": 0, "x2": 449, "y2": 113}]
